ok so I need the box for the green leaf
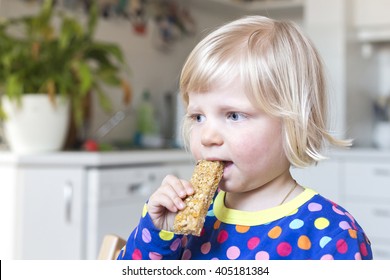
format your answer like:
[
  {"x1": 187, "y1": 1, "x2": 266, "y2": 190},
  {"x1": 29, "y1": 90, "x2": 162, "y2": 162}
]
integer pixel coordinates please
[
  {"x1": 95, "y1": 86, "x2": 112, "y2": 113},
  {"x1": 75, "y1": 61, "x2": 93, "y2": 96},
  {"x1": 5, "y1": 75, "x2": 22, "y2": 99}
]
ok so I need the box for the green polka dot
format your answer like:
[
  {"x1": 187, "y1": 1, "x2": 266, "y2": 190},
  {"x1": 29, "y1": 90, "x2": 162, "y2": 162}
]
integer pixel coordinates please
[
  {"x1": 159, "y1": 230, "x2": 174, "y2": 241},
  {"x1": 314, "y1": 217, "x2": 329, "y2": 230}
]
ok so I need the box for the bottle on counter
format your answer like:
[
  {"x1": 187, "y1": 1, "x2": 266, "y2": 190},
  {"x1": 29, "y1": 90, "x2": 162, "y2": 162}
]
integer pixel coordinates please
[{"x1": 134, "y1": 90, "x2": 162, "y2": 148}]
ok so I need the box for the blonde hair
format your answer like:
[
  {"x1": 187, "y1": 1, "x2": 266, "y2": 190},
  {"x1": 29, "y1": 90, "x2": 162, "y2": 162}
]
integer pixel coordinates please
[{"x1": 179, "y1": 16, "x2": 351, "y2": 168}]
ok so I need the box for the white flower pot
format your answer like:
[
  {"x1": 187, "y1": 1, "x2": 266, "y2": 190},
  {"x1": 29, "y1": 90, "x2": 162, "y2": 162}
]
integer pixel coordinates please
[{"x1": 2, "y1": 94, "x2": 70, "y2": 154}]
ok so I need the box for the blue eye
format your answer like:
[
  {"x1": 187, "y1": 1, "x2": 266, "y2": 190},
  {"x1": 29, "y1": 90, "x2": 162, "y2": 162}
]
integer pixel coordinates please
[
  {"x1": 190, "y1": 114, "x2": 205, "y2": 123},
  {"x1": 228, "y1": 112, "x2": 244, "y2": 121}
]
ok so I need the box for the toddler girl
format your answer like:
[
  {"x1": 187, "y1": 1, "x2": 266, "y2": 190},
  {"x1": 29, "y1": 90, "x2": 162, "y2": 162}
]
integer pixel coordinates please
[{"x1": 118, "y1": 15, "x2": 372, "y2": 260}]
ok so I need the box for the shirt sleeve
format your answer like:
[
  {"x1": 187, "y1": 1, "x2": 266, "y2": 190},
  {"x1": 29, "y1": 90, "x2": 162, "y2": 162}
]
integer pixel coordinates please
[
  {"x1": 117, "y1": 204, "x2": 184, "y2": 260},
  {"x1": 313, "y1": 228, "x2": 373, "y2": 260}
]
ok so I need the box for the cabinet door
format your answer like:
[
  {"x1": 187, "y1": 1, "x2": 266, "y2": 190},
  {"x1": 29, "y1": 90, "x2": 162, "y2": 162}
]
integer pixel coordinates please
[
  {"x1": 17, "y1": 167, "x2": 85, "y2": 259},
  {"x1": 0, "y1": 165, "x2": 18, "y2": 259},
  {"x1": 354, "y1": 0, "x2": 390, "y2": 27},
  {"x1": 343, "y1": 160, "x2": 390, "y2": 260}
]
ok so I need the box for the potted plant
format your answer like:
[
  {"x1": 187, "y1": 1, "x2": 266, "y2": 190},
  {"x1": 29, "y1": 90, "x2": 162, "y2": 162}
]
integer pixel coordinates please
[{"x1": 0, "y1": 0, "x2": 131, "y2": 153}]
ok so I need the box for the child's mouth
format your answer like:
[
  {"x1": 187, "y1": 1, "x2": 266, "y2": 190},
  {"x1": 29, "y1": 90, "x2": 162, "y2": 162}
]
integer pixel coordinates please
[{"x1": 222, "y1": 161, "x2": 233, "y2": 174}]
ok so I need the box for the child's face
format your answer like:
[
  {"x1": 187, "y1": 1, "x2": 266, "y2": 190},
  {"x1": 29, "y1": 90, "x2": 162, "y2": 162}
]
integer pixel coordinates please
[{"x1": 187, "y1": 79, "x2": 291, "y2": 193}]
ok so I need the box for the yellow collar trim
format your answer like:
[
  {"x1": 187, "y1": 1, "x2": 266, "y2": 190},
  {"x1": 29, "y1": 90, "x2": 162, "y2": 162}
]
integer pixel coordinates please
[{"x1": 214, "y1": 188, "x2": 317, "y2": 226}]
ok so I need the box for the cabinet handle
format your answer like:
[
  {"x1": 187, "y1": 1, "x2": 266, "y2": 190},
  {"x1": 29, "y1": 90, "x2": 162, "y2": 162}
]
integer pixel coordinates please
[
  {"x1": 372, "y1": 208, "x2": 390, "y2": 217},
  {"x1": 373, "y1": 168, "x2": 390, "y2": 177},
  {"x1": 63, "y1": 181, "x2": 73, "y2": 224},
  {"x1": 127, "y1": 183, "x2": 142, "y2": 194}
]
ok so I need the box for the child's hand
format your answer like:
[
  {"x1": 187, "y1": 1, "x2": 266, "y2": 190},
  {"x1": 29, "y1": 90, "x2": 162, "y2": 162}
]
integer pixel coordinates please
[{"x1": 147, "y1": 175, "x2": 194, "y2": 232}]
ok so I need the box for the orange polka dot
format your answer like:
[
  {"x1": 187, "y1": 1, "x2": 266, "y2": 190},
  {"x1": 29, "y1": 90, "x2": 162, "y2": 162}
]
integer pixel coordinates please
[
  {"x1": 297, "y1": 235, "x2": 311, "y2": 250},
  {"x1": 236, "y1": 225, "x2": 250, "y2": 233},
  {"x1": 348, "y1": 229, "x2": 357, "y2": 239},
  {"x1": 214, "y1": 220, "x2": 221, "y2": 230},
  {"x1": 268, "y1": 226, "x2": 282, "y2": 239}
]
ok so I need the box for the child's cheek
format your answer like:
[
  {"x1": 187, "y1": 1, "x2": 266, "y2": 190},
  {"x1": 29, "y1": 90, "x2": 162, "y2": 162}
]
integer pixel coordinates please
[{"x1": 189, "y1": 137, "x2": 202, "y2": 160}]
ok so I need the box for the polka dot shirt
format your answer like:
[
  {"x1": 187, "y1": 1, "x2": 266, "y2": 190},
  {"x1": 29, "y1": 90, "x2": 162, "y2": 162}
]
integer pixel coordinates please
[{"x1": 117, "y1": 188, "x2": 372, "y2": 260}]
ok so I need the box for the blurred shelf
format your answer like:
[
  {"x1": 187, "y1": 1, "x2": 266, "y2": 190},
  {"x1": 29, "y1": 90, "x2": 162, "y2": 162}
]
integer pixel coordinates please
[
  {"x1": 209, "y1": 0, "x2": 304, "y2": 11},
  {"x1": 357, "y1": 26, "x2": 390, "y2": 43}
]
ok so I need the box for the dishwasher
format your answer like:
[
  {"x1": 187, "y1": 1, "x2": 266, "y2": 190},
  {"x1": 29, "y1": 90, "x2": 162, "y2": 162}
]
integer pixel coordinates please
[{"x1": 85, "y1": 163, "x2": 193, "y2": 259}]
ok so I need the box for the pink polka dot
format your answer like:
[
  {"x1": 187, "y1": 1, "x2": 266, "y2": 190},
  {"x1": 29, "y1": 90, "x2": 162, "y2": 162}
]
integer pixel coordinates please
[
  {"x1": 360, "y1": 242, "x2": 368, "y2": 257},
  {"x1": 132, "y1": 249, "x2": 142, "y2": 260},
  {"x1": 149, "y1": 252, "x2": 162, "y2": 260},
  {"x1": 182, "y1": 249, "x2": 191, "y2": 260},
  {"x1": 339, "y1": 221, "x2": 351, "y2": 230},
  {"x1": 247, "y1": 237, "x2": 260, "y2": 250},
  {"x1": 201, "y1": 242, "x2": 211, "y2": 254},
  {"x1": 346, "y1": 212, "x2": 355, "y2": 222},
  {"x1": 170, "y1": 238, "x2": 181, "y2": 251},
  {"x1": 336, "y1": 239, "x2": 348, "y2": 254},
  {"x1": 226, "y1": 246, "x2": 240, "y2": 260},
  {"x1": 276, "y1": 242, "x2": 292, "y2": 257},
  {"x1": 355, "y1": 252, "x2": 362, "y2": 260},
  {"x1": 308, "y1": 202, "x2": 322, "y2": 212},
  {"x1": 181, "y1": 236, "x2": 188, "y2": 247},
  {"x1": 320, "y1": 254, "x2": 334, "y2": 260},
  {"x1": 217, "y1": 230, "x2": 229, "y2": 243},
  {"x1": 142, "y1": 228, "x2": 151, "y2": 243},
  {"x1": 255, "y1": 251, "x2": 270, "y2": 260},
  {"x1": 332, "y1": 206, "x2": 345, "y2": 215}
]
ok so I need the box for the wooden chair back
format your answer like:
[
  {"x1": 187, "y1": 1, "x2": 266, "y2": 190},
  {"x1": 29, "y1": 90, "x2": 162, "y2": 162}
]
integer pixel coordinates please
[{"x1": 97, "y1": 234, "x2": 126, "y2": 260}]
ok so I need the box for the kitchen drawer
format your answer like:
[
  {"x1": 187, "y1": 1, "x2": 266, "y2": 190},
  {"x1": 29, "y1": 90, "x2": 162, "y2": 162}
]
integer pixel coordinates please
[
  {"x1": 344, "y1": 200, "x2": 390, "y2": 241},
  {"x1": 371, "y1": 241, "x2": 390, "y2": 260},
  {"x1": 344, "y1": 162, "x2": 390, "y2": 200}
]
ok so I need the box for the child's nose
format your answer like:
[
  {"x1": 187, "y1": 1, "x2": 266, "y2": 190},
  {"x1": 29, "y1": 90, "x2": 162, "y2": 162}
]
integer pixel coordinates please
[{"x1": 200, "y1": 123, "x2": 223, "y2": 147}]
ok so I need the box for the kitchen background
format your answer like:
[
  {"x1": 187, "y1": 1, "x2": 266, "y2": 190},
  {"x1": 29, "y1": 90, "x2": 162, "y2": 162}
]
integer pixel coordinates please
[{"x1": 1, "y1": 0, "x2": 390, "y2": 260}]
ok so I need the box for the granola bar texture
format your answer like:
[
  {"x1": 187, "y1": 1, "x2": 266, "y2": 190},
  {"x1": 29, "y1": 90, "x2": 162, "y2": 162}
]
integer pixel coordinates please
[{"x1": 173, "y1": 160, "x2": 224, "y2": 236}]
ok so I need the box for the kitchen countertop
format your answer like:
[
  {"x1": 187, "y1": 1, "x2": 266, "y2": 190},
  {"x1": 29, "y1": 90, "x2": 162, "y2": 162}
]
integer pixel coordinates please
[
  {"x1": 1, "y1": 147, "x2": 390, "y2": 167},
  {"x1": 0, "y1": 149, "x2": 194, "y2": 167},
  {"x1": 326, "y1": 147, "x2": 390, "y2": 161}
]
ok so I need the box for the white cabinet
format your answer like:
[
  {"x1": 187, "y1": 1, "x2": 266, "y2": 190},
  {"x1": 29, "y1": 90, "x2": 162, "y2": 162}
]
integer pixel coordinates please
[
  {"x1": 343, "y1": 160, "x2": 390, "y2": 260},
  {"x1": 291, "y1": 149, "x2": 390, "y2": 260},
  {"x1": 0, "y1": 150, "x2": 194, "y2": 259},
  {"x1": 17, "y1": 167, "x2": 85, "y2": 259},
  {"x1": 354, "y1": 0, "x2": 390, "y2": 28}
]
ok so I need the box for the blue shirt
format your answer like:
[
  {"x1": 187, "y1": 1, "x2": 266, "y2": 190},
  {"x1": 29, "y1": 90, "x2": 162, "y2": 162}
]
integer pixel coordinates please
[{"x1": 117, "y1": 188, "x2": 372, "y2": 260}]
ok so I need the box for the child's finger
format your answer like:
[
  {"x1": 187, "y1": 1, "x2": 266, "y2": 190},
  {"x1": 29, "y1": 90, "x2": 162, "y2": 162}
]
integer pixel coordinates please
[
  {"x1": 180, "y1": 179, "x2": 194, "y2": 196},
  {"x1": 161, "y1": 183, "x2": 187, "y2": 210},
  {"x1": 159, "y1": 193, "x2": 180, "y2": 212},
  {"x1": 161, "y1": 175, "x2": 189, "y2": 198}
]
